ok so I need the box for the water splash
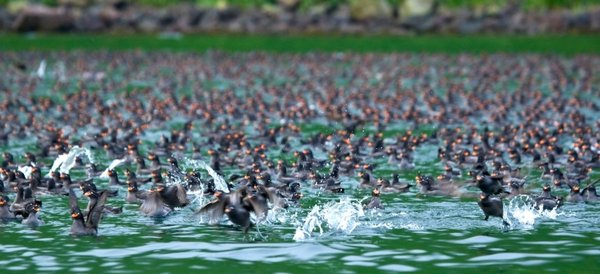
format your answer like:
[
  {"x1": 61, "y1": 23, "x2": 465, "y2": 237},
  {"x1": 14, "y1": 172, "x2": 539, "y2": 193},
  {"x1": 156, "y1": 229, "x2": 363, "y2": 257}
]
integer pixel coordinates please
[
  {"x1": 182, "y1": 158, "x2": 229, "y2": 193},
  {"x1": 18, "y1": 166, "x2": 33, "y2": 179},
  {"x1": 99, "y1": 158, "x2": 128, "y2": 179},
  {"x1": 293, "y1": 197, "x2": 364, "y2": 241},
  {"x1": 37, "y1": 60, "x2": 46, "y2": 78},
  {"x1": 46, "y1": 146, "x2": 94, "y2": 176},
  {"x1": 506, "y1": 195, "x2": 561, "y2": 229}
]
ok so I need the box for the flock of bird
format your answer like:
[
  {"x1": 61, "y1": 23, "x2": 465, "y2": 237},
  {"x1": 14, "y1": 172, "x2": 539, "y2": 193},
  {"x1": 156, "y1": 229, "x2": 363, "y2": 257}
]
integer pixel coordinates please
[{"x1": 0, "y1": 52, "x2": 599, "y2": 235}]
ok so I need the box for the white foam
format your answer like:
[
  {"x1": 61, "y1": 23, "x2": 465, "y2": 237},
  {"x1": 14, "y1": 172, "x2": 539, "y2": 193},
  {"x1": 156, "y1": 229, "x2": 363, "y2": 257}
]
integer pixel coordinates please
[
  {"x1": 99, "y1": 158, "x2": 128, "y2": 179},
  {"x1": 46, "y1": 146, "x2": 94, "y2": 176},
  {"x1": 18, "y1": 166, "x2": 33, "y2": 179},
  {"x1": 182, "y1": 158, "x2": 229, "y2": 193},
  {"x1": 293, "y1": 197, "x2": 364, "y2": 242},
  {"x1": 36, "y1": 60, "x2": 46, "y2": 78},
  {"x1": 506, "y1": 195, "x2": 561, "y2": 229}
]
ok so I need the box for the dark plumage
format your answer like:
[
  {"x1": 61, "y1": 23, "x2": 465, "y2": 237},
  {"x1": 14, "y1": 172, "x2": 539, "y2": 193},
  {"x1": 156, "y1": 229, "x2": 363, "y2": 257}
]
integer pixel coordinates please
[
  {"x1": 126, "y1": 180, "x2": 147, "y2": 203},
  {"x1": 365, "y1": 188, "x2": 384, "y2": 209},
  {"x1": 475, "y1": 174, "x2": 508, "y2": 195},
  {"x1": 0, "y1": 195, "x2": 15, "y2": 219},
  {"x1": 69, "y1": 188, "x2": 107, "y2": 236},
  {"x1": 21, "y1": 200, "x2": 43, "y2": 226},
  {"x1": 477, "y1": 193, "x2": 508, "y2": 226},
  {"x1": 156, "y1": 183, "x2": 188, "y2": 209}
]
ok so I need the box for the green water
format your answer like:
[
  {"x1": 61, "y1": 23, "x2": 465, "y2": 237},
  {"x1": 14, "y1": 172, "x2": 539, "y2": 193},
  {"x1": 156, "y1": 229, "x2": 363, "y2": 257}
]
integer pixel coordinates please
[
  {"x1": 0, "y1": 50, "x2": 599, "y2": 274},
  {"x1": 1, "y1": 138, "x2": 598, "y2": 273},
  {"x1": 1, "y1": 34, "x2": 600, "y2": 54},
  {"x1": 1, "y1": 158, "x2": 599, "y2": 273}
]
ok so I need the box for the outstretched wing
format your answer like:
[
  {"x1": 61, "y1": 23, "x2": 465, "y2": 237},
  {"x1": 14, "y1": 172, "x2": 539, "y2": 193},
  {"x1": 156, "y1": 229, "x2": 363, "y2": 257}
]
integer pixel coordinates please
[
  {"x1": 86, "y1": 190, "x2": 108, "y2": 229},
  {"x1": 68, "y1": 187, "x2": 80, "y2": 212},
  {"x1": 175, "y1": 184, "x2": 188, "y2": 206},
  {"x1": 583, "y1": 178, "x2": 600, "y2": 193},
  {"x1": 198, "y1": 200, "x2": 226, "y2": 225},
  {"x1": 243, "y1": 192, "x2": 269, "y2": 219}
]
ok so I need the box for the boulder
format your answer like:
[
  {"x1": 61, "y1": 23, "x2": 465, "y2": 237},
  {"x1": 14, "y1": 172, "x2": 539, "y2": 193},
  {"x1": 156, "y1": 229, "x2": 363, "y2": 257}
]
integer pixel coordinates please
[
  {"x1": 0, "y1": 8, "x2": 12, "y2": 30},
  {"x1": 399, "y1": 0, "x2": 437, "y2": 19},
  {"x1": 349, "y1": 0, "x2": 392, "y2": 21},
  {"x1": 199, "y1": 9, "x2": 219, "y2": 30},
  {"x1": 591, "y1": 9, "x2": 600, "y2": 31},
  {"x1": 332, "y1": 4, "x2": 350, "y2": 24},
  {"x1": 7, "y1": 0, "x2": 29, "y2": 14},
  {"x1": 568, "y1": 12, "x2": 591, "y2": 30},
  {"x1": 137, "y1": 14, "x2": 160, "y2": 33},
  {"x1": 74, "y1": 8, "x2": 106, "y2": 31},
  {"x1": 277, "y1": 0, "x2": 300, "y2": 12},
  {"x1": 12, "y1": 5, "x2": 75, "y2": 32}
]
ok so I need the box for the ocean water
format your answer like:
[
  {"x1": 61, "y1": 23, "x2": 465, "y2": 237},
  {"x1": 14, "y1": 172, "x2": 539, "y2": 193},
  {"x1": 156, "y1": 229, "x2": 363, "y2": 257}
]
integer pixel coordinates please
[{"x1": 0, "y1": 52, "x2": 599, "y2": 273}]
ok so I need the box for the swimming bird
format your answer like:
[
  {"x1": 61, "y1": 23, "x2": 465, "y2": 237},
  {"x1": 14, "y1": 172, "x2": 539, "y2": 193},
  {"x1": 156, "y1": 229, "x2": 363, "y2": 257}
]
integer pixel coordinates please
[
  {"x1": 580, "y1": 179, "x2": 600, "y2": 203},
  {"x1": 197, "y1": 188, "x2": 264, "y2": 233},
  {"x1": 107, "y1": 169, "x2": 125, "y2": 186},
  {"x1": 156, "y1": 183, "x2": 188, "y2": 209},
  {"x1": 534, "y1": 196, "x2": 563, "y2": 211},
  {"x1": 567, "y1": 184, "x2": 585, "y2": 203},
  {"x1": 477, "y1": 193, "x2": 509, "y2": 226},
  {"x1": 125, "y1": 180, "x2": 147, "y2": 203},
  {"x1": 21, "y1": 200, "x2": 43, "y2": 227},
  {"x1": 69, "y1": 188, "x2": 107, "y2": 236},
  {"x1": 224, "y1": 203, "x2": 251, "y2": 233},
  {"x1": 10, "y1": 186, "x2": 33, "y2": 212},
  {"x1": 140, "y1": 187, "x2": 172, "y2": 217},
  {"x1": 364, "y1": 188, "x2": 384, "y2": 209},
  {"x1": 82, "y1": 186, "x2": 122, "y2": 214},
  {"x1": 475, "y1": 174, "x2": 508, "y2": 195},
  {"x1": 0, "y1": 195, "x2": 15, "y2": 219}
]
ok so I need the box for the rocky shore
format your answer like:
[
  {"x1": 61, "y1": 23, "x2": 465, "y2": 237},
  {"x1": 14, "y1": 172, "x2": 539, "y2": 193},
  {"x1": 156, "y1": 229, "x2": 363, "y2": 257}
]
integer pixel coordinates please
[{"x1": 1, "y1": 0, "x2": 599, "y2": 34}]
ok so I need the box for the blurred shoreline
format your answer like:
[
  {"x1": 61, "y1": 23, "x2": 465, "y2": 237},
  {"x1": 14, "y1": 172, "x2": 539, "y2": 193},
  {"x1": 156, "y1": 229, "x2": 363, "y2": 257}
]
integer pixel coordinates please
[{"x1": 1, "y1": 0, "x2": 599, "y2": 35}]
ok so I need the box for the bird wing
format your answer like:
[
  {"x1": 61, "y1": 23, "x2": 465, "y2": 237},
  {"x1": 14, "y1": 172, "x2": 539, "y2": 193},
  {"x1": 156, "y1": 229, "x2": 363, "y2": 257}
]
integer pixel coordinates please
[
  {"x1": 255, "y1": 185, "x2": 274, "y2": 202},
  {"x1": 197, "y1": 196, "x2": 226, "y2": 224},
  {"x1": 136, "y1": 190, "x2": 149, "y2": 200},
  {"x1": 582, "y1": 178, "x2": 600, "y2": 193},
  {"x1": 140, "y1": 192, "x2": 160, "y2": 215},
  {"x1": 68, "y1": 187, "x2": 80, "y2": 212},
  {"x1": 86, "y1": 190, "x2": 108, "y2": 229},
  {"x1": 243, "y1": 194, "x2": 268, "y2": 219},
  {"x1": 175, "y1": 184, "x2": 188, "y2": 206}
]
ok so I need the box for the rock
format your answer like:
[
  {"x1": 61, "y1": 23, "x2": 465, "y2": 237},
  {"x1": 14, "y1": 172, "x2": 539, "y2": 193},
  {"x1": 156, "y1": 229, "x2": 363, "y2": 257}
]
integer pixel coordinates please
[
  {"x1": 399, "y1": 0, "x2": 437, "y2": 19},
  {"x1": 199, "y1": 9, "x2": 219, "y2": 30},
  {"x1": 157, "y1": 10, "x2": 175, "y2": 28},
  {"x1": 568, "y1": 12, "x2": 591, "y2": 30},
  {"x1": 332, "y1": 4, "x2": 350, "y2": 24},
  {"x1": 544, "y1": 11, "x2": 568, "y2": 33},
  {"x1": 74, "y1": 8, "x2": 106, "y2": 31},
  {"x1": 349, "y1": 0, "x2": 392, "y2": 21},
  {"x1": 218, "y1": 7, "x2": 240, "y2": 23},
  {"x1": 99, "y1": 6, "x2": 120, "y2": 24},
  {"x1": 137, "y1": 14, "x2": 160, "y2": 33},
  {"x1": 7, "y1": 0, "x2": 28, "y2": 14},
  {"x1": 236, "y1": 9, "x2": 263, "y2": 33},
  {"x1": 277, "y1": 0, "x2": 300, "y2": 12},
  {"x1": 591, "y1": 9, "x2": 600, "y2": 31},
  {"x1": 0, "y1": 8, "x2": 12, "y2": 30},
  {"x1": 12, "y1": 5, "x2": 75, "y2": 32},
  {"x1": 400, "y1": 0, "x2": 438, "y2": 31},
  {"x1": 457, "y1": 18, "x2": 483, "y2": 34},
  {"x1": 172, "y1": 6, "x2": 204, "y2": 32}
]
